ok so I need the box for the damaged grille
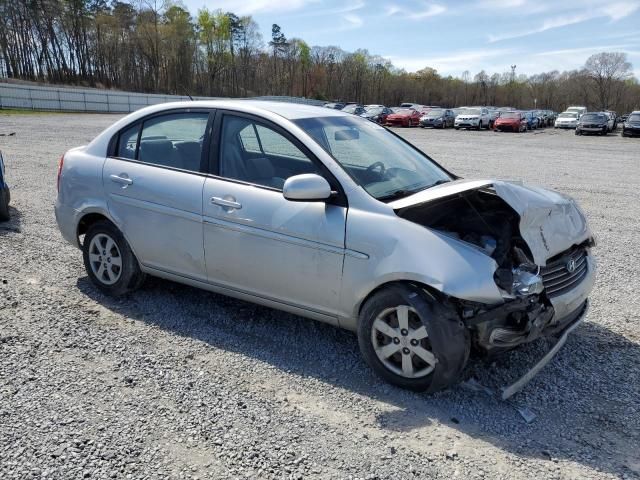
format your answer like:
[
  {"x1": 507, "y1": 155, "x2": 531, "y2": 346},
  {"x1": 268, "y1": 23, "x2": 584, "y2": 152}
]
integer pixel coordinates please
[{"x1": 540, "y1": 248, "x2": 588, "y2": 297}]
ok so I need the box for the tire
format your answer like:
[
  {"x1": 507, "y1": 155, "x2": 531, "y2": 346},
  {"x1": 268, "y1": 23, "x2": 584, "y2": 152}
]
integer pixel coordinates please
[
  {"x1": 0, "y1": 188, "x2": 9, "y2": 222},
  {"x1": 357, "y1": 284, "x2": 469, "y2": 393},
  {"x1": 454, "y1": 126, "x2": 460, "y2": 130},
  {"x1": 82, "y1": 220, "x2": 145, "y2": 296},
  {"x1": 601, "y1": 128, "x2": 607, "y2": 136}
]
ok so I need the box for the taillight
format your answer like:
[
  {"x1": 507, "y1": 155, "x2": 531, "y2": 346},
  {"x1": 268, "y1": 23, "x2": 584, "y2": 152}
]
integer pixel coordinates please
[{"x1": 57, "y1": 154, "x2": 65, "y2": 192}]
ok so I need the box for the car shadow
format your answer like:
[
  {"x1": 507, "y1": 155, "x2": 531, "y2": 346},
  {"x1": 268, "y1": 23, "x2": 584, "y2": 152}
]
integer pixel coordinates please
[
  {"x1": 0, "y1": 206, "x2": 22, "y2": 235},
  {"x1": 77, "y1": 275, "x2": 639, "y2": 478}
]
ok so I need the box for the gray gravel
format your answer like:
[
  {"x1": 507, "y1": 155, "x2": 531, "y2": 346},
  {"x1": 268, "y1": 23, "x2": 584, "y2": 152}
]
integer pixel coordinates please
[{"x1": 1, "y1": 113, "x2": 639, "y2": 480}]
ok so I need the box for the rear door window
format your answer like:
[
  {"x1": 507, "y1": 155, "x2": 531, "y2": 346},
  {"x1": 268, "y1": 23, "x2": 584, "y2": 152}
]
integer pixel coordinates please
[
  {"x1": 138, "y1": 113, "x2": 209, "y2": 172},
  {"x1": 117, "y1": 124, "x2": 140, "y2": 160}
]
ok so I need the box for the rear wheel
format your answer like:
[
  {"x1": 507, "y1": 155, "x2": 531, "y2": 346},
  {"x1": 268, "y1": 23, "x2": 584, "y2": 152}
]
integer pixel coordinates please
[
  {"x1": 83, "y1": 220, "x2": 145, "y2": 296},
  {"x1": 358, "y1": 284, "x2": 469, "y2": 392}
]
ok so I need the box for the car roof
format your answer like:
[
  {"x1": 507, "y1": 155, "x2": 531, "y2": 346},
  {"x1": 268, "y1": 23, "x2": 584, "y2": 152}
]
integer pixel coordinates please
[{"x1": 143, "y1": 100, "x2": 350, "y2": 120}]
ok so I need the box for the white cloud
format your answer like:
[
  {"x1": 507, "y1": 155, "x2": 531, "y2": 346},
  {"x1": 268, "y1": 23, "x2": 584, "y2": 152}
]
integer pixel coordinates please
[
  {"x1": 386, "y1": 2, "x2": 446, "y2": 20},
  {"x1": 200, "y1": 0, "x2": 319, "y2": 15},
  {"x1": 385, "y1": 48, "x2": 515, "y2": 74},
  {"x1": 488, "y1": 1, "x2": 640, "y2": 43},
  {"x1": 342, "y1": 13, "x2": 363, "y2": 28}
]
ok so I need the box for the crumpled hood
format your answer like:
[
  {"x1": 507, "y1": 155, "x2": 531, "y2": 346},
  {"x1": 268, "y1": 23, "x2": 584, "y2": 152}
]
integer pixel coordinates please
[{"x1": 390, "y1": 179, "x2": 592, "y2": 266}]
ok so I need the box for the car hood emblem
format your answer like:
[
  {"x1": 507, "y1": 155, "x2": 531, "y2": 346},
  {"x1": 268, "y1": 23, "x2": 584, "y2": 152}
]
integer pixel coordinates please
[{"x1": 566, "y1": 258, "x2": 577, "y2": 273}]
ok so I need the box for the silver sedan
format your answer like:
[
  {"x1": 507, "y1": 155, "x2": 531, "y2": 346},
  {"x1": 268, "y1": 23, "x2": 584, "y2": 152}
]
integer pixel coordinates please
[{"x1": 55, "y1": 101, "x2": 596, "y2": 395}]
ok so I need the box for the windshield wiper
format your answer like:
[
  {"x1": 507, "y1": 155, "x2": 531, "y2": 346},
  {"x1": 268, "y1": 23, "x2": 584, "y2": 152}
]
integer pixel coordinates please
[
  {"x1": 377, "y1": 189, "x2": 415, "y2": 202},
  {"x1": 423, "y1": 179, "x2": 451, "y2": 189},
  {"x1": 377, "y1": 179, "x2": 452, "y2": 202}
]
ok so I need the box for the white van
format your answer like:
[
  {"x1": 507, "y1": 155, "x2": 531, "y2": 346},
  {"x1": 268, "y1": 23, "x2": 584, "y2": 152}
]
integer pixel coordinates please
[{"x1": 565, "y1": 106, "x2": 587, "y2": 119}]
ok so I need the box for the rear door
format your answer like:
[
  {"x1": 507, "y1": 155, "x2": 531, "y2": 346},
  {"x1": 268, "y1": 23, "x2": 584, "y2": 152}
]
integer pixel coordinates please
[
  {"x1": 103, "y1": 109, "x2": 212, "y2": 281},
  {"x1": 202, "y1": 112, "x2": 347, "y2": 317}
]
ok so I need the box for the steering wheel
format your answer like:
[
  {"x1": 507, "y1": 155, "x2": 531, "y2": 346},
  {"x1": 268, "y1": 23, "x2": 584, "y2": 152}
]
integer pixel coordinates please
[{"x1": 366, "y1": 161, "x2": 386, "y2": 176}]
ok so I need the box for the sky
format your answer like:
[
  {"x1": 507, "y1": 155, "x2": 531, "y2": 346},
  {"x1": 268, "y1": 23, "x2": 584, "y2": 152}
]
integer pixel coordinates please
[{"x1": 180, "y1": 0, "x2": 640, "y2": 79}]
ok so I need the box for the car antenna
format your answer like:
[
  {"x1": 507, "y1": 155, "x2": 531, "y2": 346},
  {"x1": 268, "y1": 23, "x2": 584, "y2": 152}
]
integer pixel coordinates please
[{"x1": 181, "y1": 86, "x2": 194, "y2": 101}]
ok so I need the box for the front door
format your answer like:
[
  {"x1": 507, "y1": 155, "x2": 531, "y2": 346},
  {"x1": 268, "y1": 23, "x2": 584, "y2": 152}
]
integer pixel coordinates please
[
  {"x1": 103, "y1": 110, "x2": 211, "y2": 281},
  {"x1": 202, "y1": 113, "x2": 347, "y2": 316}
]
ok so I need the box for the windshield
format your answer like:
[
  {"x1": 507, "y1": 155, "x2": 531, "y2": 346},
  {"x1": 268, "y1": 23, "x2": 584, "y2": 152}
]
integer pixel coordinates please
[
  {"x1": 582, "y1": 114, "x2": 604, "y2": 121},
  {"x1": 628, "y1": 114, "x2": 640, "y2": 121},
  {"x1": 365, "y1": 107, "x2": 383, "y2": 115},
  {"x1": 426, "y1": 109, "x2": 445, "y2": 117},
  {"x1": 293, "y1": 116, "x2": 452, "y2": 201},
  {"x1": 459, "y1": 108, "x2": 481, "y2": 116},
  {"x1": 500, "y1": 112, "x2": 520, "y2": 119},
  {"x1": 559, "y1": 113, "x2": 577, "y2": 118}
]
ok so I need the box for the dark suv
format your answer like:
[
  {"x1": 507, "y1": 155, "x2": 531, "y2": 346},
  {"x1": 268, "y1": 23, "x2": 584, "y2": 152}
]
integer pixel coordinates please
[
  {"x1": 575, "y1": 113, "x2": 609, "y2": 136},
  {"x1": 622, "y1": 111, "x2": 640, "y2": 137}
]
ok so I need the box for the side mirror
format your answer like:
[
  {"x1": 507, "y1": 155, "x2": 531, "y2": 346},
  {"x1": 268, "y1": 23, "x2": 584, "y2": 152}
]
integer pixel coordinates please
[{"x1": 283, "y1": 174, "x2": 332, "y2": 202}]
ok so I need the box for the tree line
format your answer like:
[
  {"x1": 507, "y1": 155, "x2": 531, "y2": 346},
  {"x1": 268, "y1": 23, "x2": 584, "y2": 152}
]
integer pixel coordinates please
[{"x1": 1, "y1": 0, "x2": 638, "y2": 113}]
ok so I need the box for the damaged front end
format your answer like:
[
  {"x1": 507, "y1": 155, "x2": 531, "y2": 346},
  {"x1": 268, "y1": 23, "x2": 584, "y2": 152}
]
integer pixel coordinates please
[{"x1": 392, "y1": 179, "x2": 596, "y2": 356}]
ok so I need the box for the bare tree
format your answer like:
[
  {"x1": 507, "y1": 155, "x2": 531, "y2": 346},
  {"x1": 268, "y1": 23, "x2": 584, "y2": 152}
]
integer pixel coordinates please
[{"x1": 584, "y1": 52, "x2": 633, "y2": 109}]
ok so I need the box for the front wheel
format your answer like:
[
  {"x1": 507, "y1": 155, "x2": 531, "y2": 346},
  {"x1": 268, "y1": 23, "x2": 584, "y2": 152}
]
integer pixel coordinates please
[
  {"x1": 358, "y1": 285, "x2": 469, "y2": 392},
  {"x1": 83, "y1": 220, "x2": 146, "y2": 296}
]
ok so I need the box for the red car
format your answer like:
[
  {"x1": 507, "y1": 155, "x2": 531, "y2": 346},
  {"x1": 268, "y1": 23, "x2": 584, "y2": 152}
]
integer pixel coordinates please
[
  {"x1": 385, "y1": 108, "x2": 422, "y2": 127},
  {"x1": 494, "y1": 111, "x2": 527, "y2": 132}
]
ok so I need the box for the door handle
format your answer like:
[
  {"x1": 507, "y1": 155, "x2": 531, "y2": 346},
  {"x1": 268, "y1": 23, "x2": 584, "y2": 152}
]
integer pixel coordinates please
[
  {"x1": 110, "y1": 174, "x2": 133, "y2": 186},
  {"x1": 211, "y1": 196, "x2": 242, "y2": 210}
]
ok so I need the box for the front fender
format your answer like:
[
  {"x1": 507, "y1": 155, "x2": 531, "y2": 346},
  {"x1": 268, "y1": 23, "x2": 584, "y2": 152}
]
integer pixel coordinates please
[{"x1": 339, "y1": 208, "x2": 504, "y2": 329}]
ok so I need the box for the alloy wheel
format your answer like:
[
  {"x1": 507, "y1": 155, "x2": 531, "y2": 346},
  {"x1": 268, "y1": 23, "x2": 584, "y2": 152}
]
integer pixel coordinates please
[
  {"x1": 371, "y1": 305, "x2": 437, "y2": 379},
  {"x1": 88, "y1": 233, "x2": 122, "y2": 285}
]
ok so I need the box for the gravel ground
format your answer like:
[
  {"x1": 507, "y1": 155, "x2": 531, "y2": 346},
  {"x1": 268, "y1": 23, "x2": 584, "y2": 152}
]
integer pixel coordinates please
[{"x1": 1, "y1": 113, "x2": 639, "y2": 480}]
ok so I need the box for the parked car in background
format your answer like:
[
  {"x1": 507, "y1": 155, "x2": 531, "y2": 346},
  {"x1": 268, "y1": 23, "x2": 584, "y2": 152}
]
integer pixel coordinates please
[
  {"x1": 324, "y1": 102, "x2": 345, "y2": 110},
  {"x1": 575, "y1": 112, "x2": 609, "y2": 136},
  {"x1": 488, "y1": 109, "x2": 500, "y2": 128},
  {"x1": 454, "y1": 107, "x2": 490, "y2": 130},
  {"x1": 618, "y1": 113, "x2": 630, "y2": 123},
  {"x1": 565, "y1": 106, "x2": 587, "y2": 119},
  {"x1": 342, "y1": 104, "x2": 366, "y2": 116},
  {"x1": 365, "y1": 104, "x2": 386, "y2": 109},
  {"x1": 493, "y1": 111, "x2": 527, "y2": 132},
  {"x1": 545, "y1": 110, "x2": 557, "y2": 126},
  {"x1": 522, "y1": 111, "x2": 539, "y2": 130},
  {"x1": 419, "y1": 108, "x2": 456, "y2": 128},
  {"x1": 554, "y1": 112, "x2": 579, "y2": 129},
  {"x1": 361, "y1": 106, "x2": 393, "y2": 124},
  {"x1": 603, "y1": 111, "x2": 617, "y2": 131},
  {"x1": 400, "y1": 103, "x2": 423, "y2": 110},
  {"x1": 621, "y1": 111, "x2": 640, "y2": 137},
  {"x1": 385, "y1": 107, "x2": 422, "y2": 127},
  {"x1": 534, "y1": 110, "x2": 547, "y2": 128},
  {"x1": 0, "y1": 151, "x2": 10, "y2": 221},
  {"x1": 55, "y1": 100, "x2": 596, "y2": 394}
]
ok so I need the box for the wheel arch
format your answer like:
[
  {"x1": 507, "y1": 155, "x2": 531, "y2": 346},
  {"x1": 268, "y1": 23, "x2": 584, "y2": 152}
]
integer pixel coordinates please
[
  {"x1": 350, "y1": 279, "x2": 448, "y2": 330},
  {"x1": 76, "y1": 210, "x2": 115, "y2": 246}
]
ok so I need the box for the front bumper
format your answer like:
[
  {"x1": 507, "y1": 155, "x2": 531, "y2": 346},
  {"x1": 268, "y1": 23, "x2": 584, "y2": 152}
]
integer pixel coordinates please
[
  {"x1": 555, "y1": 123, "x2": 577, "y2": 129},
  {"x1": 495, "y1": 123, "x2": 519, "y2": 131},
  {"x1": 623, "y1": 126, "x2": 640, "y2": 136},
  {"x1": 420, "y1": 119, "x2": 443, "y2": 127},
  {"x1": 385, "y1": 119, "x2": 408, "y2": 127},
  {"x1": 455, "y1": 121, "x2": 479, "y2": 128},
  {"x1": 501, "y1": 300, "x2": 588, "y2": 399},
  {"x1": 578, "y1": 126, "x2": 606, "y2": 132}
]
